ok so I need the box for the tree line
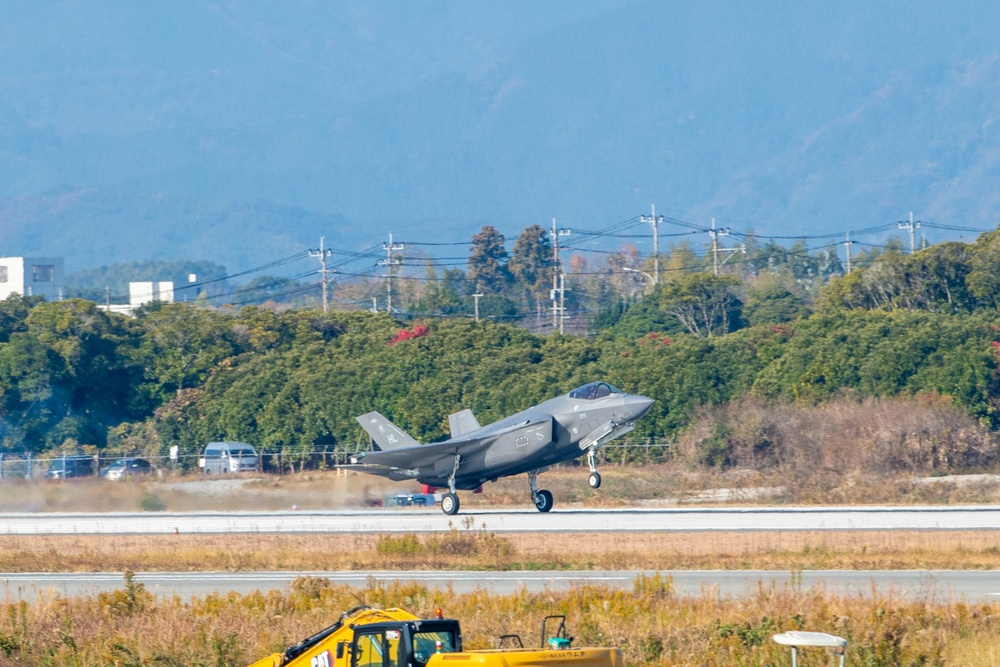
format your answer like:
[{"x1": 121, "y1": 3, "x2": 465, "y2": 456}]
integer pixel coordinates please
[
  {"x1": 0, "y1": 228, "x2": 998, "y2": 469},
  {"x1": 338, "y1": 224, "x2": 920, "y2": 324}
]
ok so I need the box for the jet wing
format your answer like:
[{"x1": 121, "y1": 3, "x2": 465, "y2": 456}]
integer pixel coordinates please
[
  {"x1": 354, "y1": 438, "x2": 482, "y2": 469},
  {"x1": 357, "y1": 417, "x2": 552, "y2": 469}
]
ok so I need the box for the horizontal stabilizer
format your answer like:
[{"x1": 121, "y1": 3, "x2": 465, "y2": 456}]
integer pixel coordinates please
[
  {"x1": 335, "y1": 464, "x2": 420, "y2": 482},
  {"x1": 355, "y1": 412, "x2": 420, "y2": 451},
  {"x1": 448, "y1": 409, "x2": 481, "y2": 438}
]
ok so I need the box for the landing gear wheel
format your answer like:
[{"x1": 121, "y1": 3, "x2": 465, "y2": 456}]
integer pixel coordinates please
[
  {"x1": 441, "y1": 492, "x2": 460, "y2": 515},
  {"x1": 588, "y1": 472, "x2": 602, "y2": 489},
  {"x1": 534, "y1": 489, "x2": 553, "y2": 513}
]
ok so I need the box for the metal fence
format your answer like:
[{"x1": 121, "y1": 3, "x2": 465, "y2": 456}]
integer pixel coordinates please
[{"x1": 0, "y1": 441, "x2": 677, "y2": 481}]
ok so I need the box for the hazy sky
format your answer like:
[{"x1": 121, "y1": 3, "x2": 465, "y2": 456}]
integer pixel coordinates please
[{"x1": 1, "y1": 1, "x2": 998, "y2": 266}]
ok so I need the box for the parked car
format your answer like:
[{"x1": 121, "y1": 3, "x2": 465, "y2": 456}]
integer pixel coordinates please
[
  {"x1": 100, "y1": 458, "x2": 154, "y2": 481},
  {"x1": 198, "y1": 441, "x2": 259, "y2": 474},
  {"x1": 44, "y1": 455, "x2": 96, "y2": 479}
]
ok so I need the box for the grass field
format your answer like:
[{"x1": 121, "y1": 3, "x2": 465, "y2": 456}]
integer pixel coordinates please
[
  {"x1": 3, "y1": 529, "x2": 1000, "y2": 572},
  {"x1": 2, "y1": 574, "x2": 999, "y2": 666}
]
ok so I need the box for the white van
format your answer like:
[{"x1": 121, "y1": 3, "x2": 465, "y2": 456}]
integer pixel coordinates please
[{"x1": 198, "y1": 441, "x2": 259, "y2": 474}]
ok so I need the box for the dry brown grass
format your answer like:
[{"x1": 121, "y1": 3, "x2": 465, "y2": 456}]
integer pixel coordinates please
[
  {"x1": 1, "y1": 575, "x2": 997, "y2": 666},
  {"x1": 3, "y1": 530, "x2": 1000, "y2": 573},
  {"x1": 675, "y1": 395, "x2": 1000, "y2": 503}
]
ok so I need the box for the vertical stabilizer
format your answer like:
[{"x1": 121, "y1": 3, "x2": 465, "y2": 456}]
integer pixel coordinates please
[
  {"x1": 448, "y1": 409, "x2": 481, "y2": 437},
  {"x1": 355, "y1": 412, "x2": 420, "y2": 450}
]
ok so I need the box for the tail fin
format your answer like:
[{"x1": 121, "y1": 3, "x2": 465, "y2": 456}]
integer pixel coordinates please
[
  {"x1": 355, "y1": 412, "x2": 420, "y2": 451},
  {"x1": 448, "y1": 409, "x2": 481, "y2": 438}
]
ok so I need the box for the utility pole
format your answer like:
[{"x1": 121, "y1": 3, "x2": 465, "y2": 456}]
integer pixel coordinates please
[
  {"x1": 844, "y1": 231, "x2": 852, "y2": 274},
  {"x1": 709, "y1": 218, "x2": 730, "y2": 276},
  {"x1": 472, "y1": 291, "x2": 484, "y2": 322},
  {"x1": 309, "y1": 236, "x2": 334, "y2": 313},
  {"x1": 378, "y1": 232, "x2": 405, "y2": 314},
  {"x1": 549, "y1": 218, "x2": 571, "y2": 328},
  {"x1": 640, "y1": 204, "x2": 663, "y2": 284},
  {"x1": 899, "y1": 211, "x2": 920, "y2": 254},
  {"x1": 558, "y1": 273, "x2": 567, "y2": 334}
]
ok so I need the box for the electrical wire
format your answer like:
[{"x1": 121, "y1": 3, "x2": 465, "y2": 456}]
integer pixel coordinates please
[{"x1": 173, "y1": 251, "x2": 311, "y2": 294}]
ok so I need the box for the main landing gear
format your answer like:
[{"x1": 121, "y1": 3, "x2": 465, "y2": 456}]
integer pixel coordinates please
[
  {"x1": 441, "y1": 492, "x2": 460, "y2": 515},
  {"x1": 587, "y1": 448, "x2": 602, "y2": 489},
  {"x1": 441, "y1": 454, "x2": 462, "y2": 515},
  {"x1": 528, "y1": 470, "x2": 553, "y2": 512}
]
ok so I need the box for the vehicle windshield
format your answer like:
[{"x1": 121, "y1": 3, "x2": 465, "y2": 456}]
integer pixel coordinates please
[
  {"x1": 412, "y1": 629, "x2": 458, "y2": 666},
  {"x1": 568, "y1": 382, "x2": 623, "y2": 400}
]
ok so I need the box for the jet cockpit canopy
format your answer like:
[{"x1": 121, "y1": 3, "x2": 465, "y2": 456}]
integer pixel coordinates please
[{"x1": 568, "y1": 382, "x2": 623, "y2": 400}]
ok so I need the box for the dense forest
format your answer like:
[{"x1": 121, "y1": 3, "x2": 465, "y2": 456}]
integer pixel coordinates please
[{"x1": 2, "y1": 228, "x2": 999, "y2": 474}]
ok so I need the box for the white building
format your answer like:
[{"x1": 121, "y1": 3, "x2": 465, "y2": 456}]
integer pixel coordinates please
[
  {"x1": 104, "y1": 281, "x2": 175, "y2": 316},
  {"x1": 0, "y1": 257, "x2": 64, "y2": 301},
  {"x1": 129, "y1": 281, "x2": 174, "y2": 307}
]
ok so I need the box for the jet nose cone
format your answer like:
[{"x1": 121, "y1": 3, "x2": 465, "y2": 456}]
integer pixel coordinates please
[{"x1": 626, "y1": 395, "x2": 655, "y2": 419}]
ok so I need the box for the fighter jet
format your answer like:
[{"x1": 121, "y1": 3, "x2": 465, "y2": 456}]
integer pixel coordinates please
[{"x1": 348, "y1": 382, "x2": 654, "y2": 515}]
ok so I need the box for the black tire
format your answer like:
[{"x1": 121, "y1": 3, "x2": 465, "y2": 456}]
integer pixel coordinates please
[
  {"x1": 534, "y1": 489, "x2": 554, "y2": 513},
  {"x1": 441, "y1": 492, "x2": 460, "y2": 515},
  {"x1": 588, "y1": 472, "x2": 602, "y2": 489}
]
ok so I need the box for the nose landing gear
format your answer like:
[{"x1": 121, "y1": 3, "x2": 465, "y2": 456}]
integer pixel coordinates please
[{"x1": 587, "y1": 449, "x2": 602, "y2": 489}]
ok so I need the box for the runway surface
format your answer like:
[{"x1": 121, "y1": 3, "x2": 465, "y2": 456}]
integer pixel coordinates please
[
  {"x1": 2, "y1": 506, "x2": 1000, "y2": 534},
  {"x1": 4, "y1": 569, "x2": 1000, "y2": 602}
]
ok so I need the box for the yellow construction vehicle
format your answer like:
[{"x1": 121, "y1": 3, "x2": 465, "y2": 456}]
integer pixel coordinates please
[{"x1": 247, "y1": 605, "x2": 621, "y2": 667}]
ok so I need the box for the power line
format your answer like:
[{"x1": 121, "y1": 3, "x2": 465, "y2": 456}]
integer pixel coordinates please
[{"x1": 172, "y1": 251, "x2": 311, "y2": 294}]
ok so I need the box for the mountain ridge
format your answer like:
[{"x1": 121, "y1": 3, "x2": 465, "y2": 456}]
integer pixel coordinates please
[{"x1": 1, "y1": 1, "x2": 998, "y2": 271}]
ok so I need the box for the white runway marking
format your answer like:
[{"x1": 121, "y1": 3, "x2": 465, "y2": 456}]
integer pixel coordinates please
[{"x1": 2, "y1": 506, "x2": 1000, "y2": 534}]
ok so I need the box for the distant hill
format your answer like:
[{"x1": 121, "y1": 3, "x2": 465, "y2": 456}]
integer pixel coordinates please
[
  {"x1": 1, "y1": 1, "x2": 999, "y2": 272},
  {"x1": 0, "y1": 187, "x2": 344, "y2": 272}
]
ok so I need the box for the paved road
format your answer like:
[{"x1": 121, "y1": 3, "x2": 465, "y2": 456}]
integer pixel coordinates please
[
  {"x1": 4, "y1": 570, "x2": 1000, "y2": 602},
  {"x1": 2, "y1": 506, "x2": 1000, "y2": 534}
]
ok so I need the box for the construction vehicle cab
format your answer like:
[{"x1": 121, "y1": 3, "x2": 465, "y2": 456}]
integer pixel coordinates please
[{"x1": 349, "y1": 619, "x2": 460, "y2": 667}]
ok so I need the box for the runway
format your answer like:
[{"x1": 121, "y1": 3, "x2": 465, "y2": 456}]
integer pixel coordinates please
[
  {"x1": 2, "y1": 506, "x2": 1000, "y2": 534},
  {"x1": 4, "y1": 569, "x2": 1000, "y2": 602},
  {"x1": 5, "y1": 507, "x2": 1000, "y2": 604}
]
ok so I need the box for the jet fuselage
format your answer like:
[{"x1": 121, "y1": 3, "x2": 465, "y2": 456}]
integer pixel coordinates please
[{"x1": 414, "y1": 389, "x2": 653, "y2": 489}]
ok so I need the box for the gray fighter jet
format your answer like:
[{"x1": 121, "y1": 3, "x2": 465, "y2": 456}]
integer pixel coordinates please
[{"x1": 349, "y1": 382, "x2": 654, "y2": 515}]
